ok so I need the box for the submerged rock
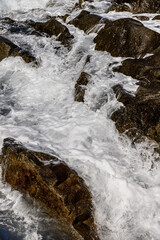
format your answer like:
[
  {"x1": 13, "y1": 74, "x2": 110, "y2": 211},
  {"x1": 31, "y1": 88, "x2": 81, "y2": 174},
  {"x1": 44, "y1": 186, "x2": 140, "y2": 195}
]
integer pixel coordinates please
[
  {"x1": 69, "y1": 10, "x2": 105, "y2": 33},
  {"x1": 94, "y1": 18, "x2": 160, "y2": 58},
  {"x1": 75, "y1": 72, "x2": 91, "y2": 102},
  {"x1": 29, "y1": 17, "x2": 73, "y2": 47},
  {"x1": 0, "y1": 36, "x2": 36, "y2": 63},
  {"x1": 0, "y1": 138, "x2": 100, "y2": 240},
  {"x1": 0, "y1": 17, "x2": 40, "y2": 36}
]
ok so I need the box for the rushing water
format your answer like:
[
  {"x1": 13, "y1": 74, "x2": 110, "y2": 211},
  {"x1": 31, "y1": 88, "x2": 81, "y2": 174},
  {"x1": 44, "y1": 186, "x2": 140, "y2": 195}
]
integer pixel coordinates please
[{"x1": 0, "y1": 0, "x2": 160, "y2": 239}]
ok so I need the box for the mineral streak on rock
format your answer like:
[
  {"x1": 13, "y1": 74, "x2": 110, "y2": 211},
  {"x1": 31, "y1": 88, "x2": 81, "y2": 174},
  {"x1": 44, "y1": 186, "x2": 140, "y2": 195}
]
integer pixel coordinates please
[{"x1": 0, "y1": 138, "x2": 100, "y2": 240}]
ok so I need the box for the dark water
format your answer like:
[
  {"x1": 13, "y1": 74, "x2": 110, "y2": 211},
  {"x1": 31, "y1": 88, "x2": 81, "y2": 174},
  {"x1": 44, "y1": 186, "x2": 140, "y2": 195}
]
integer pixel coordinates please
[{"x1": 0, "y1": 227, "x2": 21, "y2": 240}]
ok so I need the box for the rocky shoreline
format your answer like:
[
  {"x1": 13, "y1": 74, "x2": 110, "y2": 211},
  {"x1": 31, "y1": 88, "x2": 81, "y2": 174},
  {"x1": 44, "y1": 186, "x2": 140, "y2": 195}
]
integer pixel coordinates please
[{"x1": 0, "y1": 0, "x2": 160, "y2": 239}]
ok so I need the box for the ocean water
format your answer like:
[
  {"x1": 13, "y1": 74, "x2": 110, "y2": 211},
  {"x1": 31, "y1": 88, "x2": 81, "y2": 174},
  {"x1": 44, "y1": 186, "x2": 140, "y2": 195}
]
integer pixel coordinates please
[{"x1": 0, "y1": 0, "x2": 160, "y2": 239}]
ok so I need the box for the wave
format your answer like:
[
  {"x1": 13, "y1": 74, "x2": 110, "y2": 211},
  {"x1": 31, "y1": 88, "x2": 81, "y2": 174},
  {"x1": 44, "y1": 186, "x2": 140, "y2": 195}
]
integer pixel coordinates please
[{"x1": 0, "y1": 0, "x2": 49, "y2": 14}]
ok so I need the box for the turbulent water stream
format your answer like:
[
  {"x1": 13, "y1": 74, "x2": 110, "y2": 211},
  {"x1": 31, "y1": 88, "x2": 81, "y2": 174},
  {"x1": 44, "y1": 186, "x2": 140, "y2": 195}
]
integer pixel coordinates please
[{"x1": 0, "y1": 0, "x2": 160, "y2": 239}]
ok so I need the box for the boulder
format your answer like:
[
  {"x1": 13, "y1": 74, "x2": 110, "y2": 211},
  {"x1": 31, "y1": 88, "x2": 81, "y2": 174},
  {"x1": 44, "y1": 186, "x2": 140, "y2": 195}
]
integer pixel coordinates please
[
  {"x1": 106, "y1": 3, "x2": 131, "y2": 12},
  {"x1": 75, "y1": 72, "x2": 91, "y2": 102},
  {"x1": 69, "y1": 10, "x2": 105, "y2": 33},
  {"x1": 0, "y1": 138, "x2": 100, "y2": 240},
  {"x1": 94, "y1": 18, "x2": 160, "y2": 58},
  {"x1": 111, "y1": 82, "x2": 160, "y2": 144},
  {"x1": 29, "y1": 18, "x2": 73, "y2": 47},
  {"x1": 112, "y1": 0, "x2": 160, "y2": 13},
  {"x1": 134, "y1": 15, "x2": 150, "y2": 21},
  {"x1": 0, "y1": 36, "x2": 36, "y2": 63},
  {"x1": 117, "y1": 52, "x2": 160, "y2": 82},
  {"x1": 153, "y1": 15, "x2": 160, "y2": 20}
]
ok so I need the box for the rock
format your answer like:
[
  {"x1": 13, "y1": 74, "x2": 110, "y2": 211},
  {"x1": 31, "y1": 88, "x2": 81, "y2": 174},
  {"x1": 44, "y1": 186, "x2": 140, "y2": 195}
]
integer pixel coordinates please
[
  {"x1": 58, "y1": 14, "x2": 70, "y2": 22},
  {"x1": 153, "y1": 15, "x2": 160, "y2": 20},
  {"x1": 3, "y1": 17, "x2": 15, "y2": 24},
  {"x1": 117, "y1": 52, "x2": 160, "y2": 82},
  {"x1": 106, "y1": 3, "x2": 131, "y2": 13},
  {"x1": 0, "y1": 138, "x2": 100, "y2": 240},
  {"x1": 0, "y1": 17, "x2": 39, "y2": 36},
  {"x1": 134, "y1": 15, "x2": 150, "y2": 21},
  {"x1": 29, "y1": 18, "x2": 73, "y2": 47},
  {"x1": 94, "y1": 18, "x2": 160, "y2": 58},
  {"x1": 75, "y1": 72, "x2": 91, "y2": 102},
  {"x1": 0, "y1": 36, "x2": 36, "y2": 63},
  {"x1": 113, "y1": 0, "x2": 160, "y2": 13},
  {"x1": 111, "y1": 81, "x2": 160, "y2": 144},
  {"x1": 69, "y1": 10, "x2": 105, "y2": 33}
]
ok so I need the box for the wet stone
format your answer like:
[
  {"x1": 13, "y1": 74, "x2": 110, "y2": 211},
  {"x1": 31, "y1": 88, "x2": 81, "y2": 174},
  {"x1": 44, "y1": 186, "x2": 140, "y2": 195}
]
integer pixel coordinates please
[
  {"x1": 0, "y1": 138, "x2": 100, "y2": 240},
  {"x1": 28, "y1": 17, "x2": 73, "y2": 48},
  {"x1": 153, "y1": 15, "x2": 160, "y2": 20},
  {"x1": 106, "y1": 3, "x2": 131, "y2": 13},
  {"x1": 94, "y1": 18, "x2": 160, "y2": 58},
  {"x1": 69, "y1": 10, "x2": 105, "y2": 33},
  {"x1": 134, "y1": 15, "x2": 150, "y2": 21},
  {"x1": 74, "y1": 72, "x2": 91, "y2": 102},
  {"x1": 113, "y1": 0, "x2": 160, "y2": 13},
  {"x1": 0, "y1": 36, "x2": 36, "y2": 63},
  {"x1": 117, "y1": 52, "x2": 160, "y2": 82}
]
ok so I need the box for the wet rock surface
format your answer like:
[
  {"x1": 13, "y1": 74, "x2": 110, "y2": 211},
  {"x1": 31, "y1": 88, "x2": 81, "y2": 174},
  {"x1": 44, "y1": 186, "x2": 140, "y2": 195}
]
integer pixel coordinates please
[
  {"x1": 111, "y1": 83, "x2": 160, "y2": 146},
  {"x1": 0, "y1": 36, "x2": 36, "y2": 63},
  {"x1": 134, "y1": 15, "x2": 150, "y2": 21},
  {"x1": 153, "y1": 15, "x2": 160, "y2": 20},
  {"x1": 94, "y1": 18, "x2": 160, "y2": 57},
  {"x1": 106, "y1": 3, "x2": 131, "y2": 13},
  {"x1": 117, "y1": 52, "x2": 160, "y2": 82},
  {"x1": 28, "y1": 17, "x2": 73, "y2": 47},
  {"x1": 112, "y1": 0, "x2": 160, "y2": 13},
  {"x1": 75, "y1": 72, "x2": 91, "y2": 102},
  {"x1": 111, "y1": 53, "x2": 160, "y2": 145},
  {"x1": 0, "y1": 138, "x2": 100, "y2": 240},
  {"x1": 69, "y1": 10, "x2": 105, "y2": 33}
]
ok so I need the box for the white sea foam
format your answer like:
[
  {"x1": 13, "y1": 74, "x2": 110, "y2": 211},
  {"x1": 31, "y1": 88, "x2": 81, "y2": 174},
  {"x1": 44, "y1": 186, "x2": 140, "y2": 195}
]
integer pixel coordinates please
[
  {"x1": 0, "y1": 0, "x2": 160, "y2": 239},
  {"x1": 0, "y1": 0, "x2": 49, "y2": 15}
]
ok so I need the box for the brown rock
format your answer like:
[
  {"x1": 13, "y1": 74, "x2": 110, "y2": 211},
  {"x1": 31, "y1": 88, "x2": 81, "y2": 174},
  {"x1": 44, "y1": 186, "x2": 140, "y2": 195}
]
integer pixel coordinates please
[
  {"x1": 106, "y1": 3, "x2": 131, "y2": 13},
  {"x1": 0, "y1": 138, "x2": 99, "y2": 240},
  {"x1": 0, "y1": 36, "x2": 36, "y2": 63},
  {"x1": 134, "y1": 15, "x2": 150, "y2": 21},
  {"x1": 29, "y1": 17, "x2": 73, "y2": 47},
  {"x1": 113, "y1": 0, "x2": 160, "y2": 13},
  {"x1": 75, "y1": 72, "x2": 91, "y2": 102},
  {"x1": 153, "y1": 15, "x2": 160, "y2": 20},
  {"x1": 94, "y1": 18, "x2": 160, "y2": 58},
  {"x1": 69, "y1": 10, "x2": 105, "y2": 33},
  {"x1": 111, "y1": 82, "x2": 160, "y2": 144},
  {"x1": 117, "y1": 53, "x2": 160, "y2": 82}
]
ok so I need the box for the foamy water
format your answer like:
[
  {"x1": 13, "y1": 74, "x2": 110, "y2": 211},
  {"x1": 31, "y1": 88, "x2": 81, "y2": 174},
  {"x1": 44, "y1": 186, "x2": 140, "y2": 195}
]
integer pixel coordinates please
[{"x1": 0, "y1": 0, "x2": 160, "y2": 239}]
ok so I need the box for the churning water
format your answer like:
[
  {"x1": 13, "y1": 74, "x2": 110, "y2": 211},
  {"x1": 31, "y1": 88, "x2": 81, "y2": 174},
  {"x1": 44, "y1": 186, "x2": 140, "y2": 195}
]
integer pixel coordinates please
[{"x1": 0, "y1": 0, "x2": 160, "y2": 239}]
